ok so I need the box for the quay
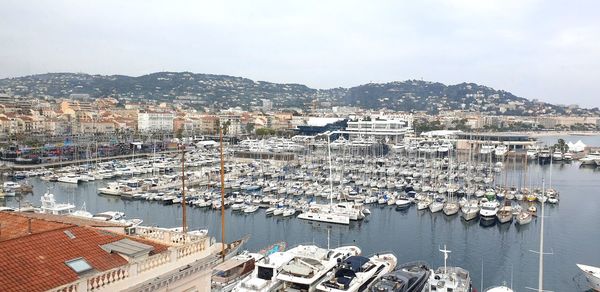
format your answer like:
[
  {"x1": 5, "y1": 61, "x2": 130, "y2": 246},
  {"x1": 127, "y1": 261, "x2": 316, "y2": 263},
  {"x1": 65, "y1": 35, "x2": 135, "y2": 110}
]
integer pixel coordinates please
[{"x1": 0, "y1": 150, "x2": 181, "y2": 171}]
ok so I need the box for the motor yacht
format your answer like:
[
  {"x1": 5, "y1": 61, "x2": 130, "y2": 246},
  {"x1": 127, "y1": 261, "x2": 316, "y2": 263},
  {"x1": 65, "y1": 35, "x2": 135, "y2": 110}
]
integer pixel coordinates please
[
  {"x1": 425, "y1": 246, "x2": 472, "y2": 292},
  {"x1": 580, "y1": 151, "x2": 600, "y2": 166},
  {"x1": 479, "y1": 200, "x2": 499, "y2": 222},
  {"x1": 212, "y1": 252, "x2": 262, "y2": 292},
  {"x1": 552, "y1": 151, "x2": 563, "y2": 161},
  {"x1": 234, "y1": 250, "x2": 295, "y2": 291},
  {"x1": 316, "y1": 253, "x2": 397, "y2": 292},
  {"x1": 277, "y1": 245, "x2": 361, "y2": 292},
  {"x1": 369, "y1": 261, "x2": 431, "y2": 292},
  {"x1": 494, "y1": 145, "x2": 508, "y2": 158},
  {"x1": 40, "y1": 192, "x2": 75, "y2": 215},
  {"x1": 57, "y1": 174, "x2": 80, "y2": 184}
]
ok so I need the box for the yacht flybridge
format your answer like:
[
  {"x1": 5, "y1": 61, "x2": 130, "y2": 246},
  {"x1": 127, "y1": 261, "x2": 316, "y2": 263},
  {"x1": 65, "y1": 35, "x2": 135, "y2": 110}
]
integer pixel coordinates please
[
  {"x1": 316, "y1": 253, "x2": 397, "y2": 292},
  {"x1": 277, "y1": 245, "x2": 361, "y2": 292}
]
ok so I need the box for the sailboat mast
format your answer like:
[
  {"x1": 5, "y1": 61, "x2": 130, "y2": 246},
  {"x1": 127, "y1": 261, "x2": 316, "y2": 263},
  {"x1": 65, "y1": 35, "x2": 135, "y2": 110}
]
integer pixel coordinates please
[
  {"x1": 181, "y1": 145, "x2": 187, "y2": 233},
  {"x1": 327, "y1": 133, "x2": 334, "y2": 208},
  {"x1": 538, "y1": 178, "x2": 546, "y2": 292},
  {"x1": 219, "y1": 126, "x2": 226, "y2": 262}
]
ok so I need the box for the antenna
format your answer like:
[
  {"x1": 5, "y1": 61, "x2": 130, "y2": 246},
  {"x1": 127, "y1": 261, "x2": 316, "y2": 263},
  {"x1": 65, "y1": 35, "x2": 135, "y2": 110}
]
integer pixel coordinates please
[{"x1": 439, "y1": 244, "x2": 451, "y2": 275}]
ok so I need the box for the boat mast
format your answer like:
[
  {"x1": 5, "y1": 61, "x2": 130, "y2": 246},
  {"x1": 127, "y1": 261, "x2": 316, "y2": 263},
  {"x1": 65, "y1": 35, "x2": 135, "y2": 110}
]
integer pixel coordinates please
[
  {"x1": 440, "y1": 245, "x2": 451, "y2": 276},
  {"x1": 538, "y1": 178, "x2": 546, "y2": 292},
  {"x1": 327, "y1": 132, "x2": 334, "y2": 208},
  {"x1": 181, "y1": 145, "x2": 187, "y2": 233},
  {"x1": 219, "y1": 125, "x2": 226, "y2": 262}
]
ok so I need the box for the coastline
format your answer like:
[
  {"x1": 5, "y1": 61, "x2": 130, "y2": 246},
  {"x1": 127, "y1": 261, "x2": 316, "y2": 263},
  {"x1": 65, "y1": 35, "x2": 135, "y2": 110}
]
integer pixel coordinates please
[{"x1": 524, "y1": 131, "x2": 600, "y2": 137}]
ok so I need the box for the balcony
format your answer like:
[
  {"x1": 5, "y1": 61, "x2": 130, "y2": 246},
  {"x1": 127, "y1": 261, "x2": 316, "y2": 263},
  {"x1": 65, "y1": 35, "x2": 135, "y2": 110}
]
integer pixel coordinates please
[{"x1": 50, "y1": 226, "x2": 215, "y2": 292}]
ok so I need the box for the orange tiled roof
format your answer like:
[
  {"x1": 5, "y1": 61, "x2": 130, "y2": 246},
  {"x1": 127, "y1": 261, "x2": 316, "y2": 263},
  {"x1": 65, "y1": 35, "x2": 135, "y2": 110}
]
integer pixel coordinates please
[
  {"x1": 0, "y1": 213, "x2": 169, "y2": 292},
  {"x1": 6, "y1": 212, "x2": 128, "y2": 230},
  {"x1": 0, "y1": 212, "x2": 70, "y2": 241}
]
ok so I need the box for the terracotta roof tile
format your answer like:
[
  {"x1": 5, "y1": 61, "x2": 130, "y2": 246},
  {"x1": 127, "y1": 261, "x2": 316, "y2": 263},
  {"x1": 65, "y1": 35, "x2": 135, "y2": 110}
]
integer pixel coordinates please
[{"x1": 0, "y1": 213, "x2": 169, "y2": 292}]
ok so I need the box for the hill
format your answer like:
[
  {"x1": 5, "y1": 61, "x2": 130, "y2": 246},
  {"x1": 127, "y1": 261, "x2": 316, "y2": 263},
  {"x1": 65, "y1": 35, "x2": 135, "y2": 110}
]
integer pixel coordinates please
[{"x1": 0, "y1": 72, "x2": 595, "y2": 115}]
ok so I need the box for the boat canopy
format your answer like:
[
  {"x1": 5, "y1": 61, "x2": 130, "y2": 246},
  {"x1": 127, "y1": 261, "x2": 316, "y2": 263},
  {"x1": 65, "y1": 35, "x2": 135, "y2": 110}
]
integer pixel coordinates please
[{"x1": 343, "y1": 256, "x2": 370, "y2": 272}]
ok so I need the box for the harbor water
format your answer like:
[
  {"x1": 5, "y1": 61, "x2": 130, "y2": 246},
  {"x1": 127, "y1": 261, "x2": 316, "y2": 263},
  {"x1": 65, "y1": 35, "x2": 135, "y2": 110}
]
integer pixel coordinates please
[{"x1": 3, "y1": 160, "x2": 600, "y2": 291}]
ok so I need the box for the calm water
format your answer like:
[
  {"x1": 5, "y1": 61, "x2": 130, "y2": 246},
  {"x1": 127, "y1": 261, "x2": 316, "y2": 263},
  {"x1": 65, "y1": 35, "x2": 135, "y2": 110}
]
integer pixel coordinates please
[{"x1": 4, "y1": 161, "x2": 600, "y2": 291}]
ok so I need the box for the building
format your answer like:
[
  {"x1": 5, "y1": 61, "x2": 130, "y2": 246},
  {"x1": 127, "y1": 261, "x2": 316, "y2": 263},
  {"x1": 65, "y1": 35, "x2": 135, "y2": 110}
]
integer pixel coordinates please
[
  {"x1": 137, "y1": 112, "x2": 175, "y2": 132},
  {"x1": 455, "y1": 132, "x2": 536, "y2": 151},
  {"x1": 344, "y1": 117, "x2": 412, "y2": 144},
  {"x1": 0, "y1": 212, "x2": 219, "y2": 292},
  {"x1": 262, "y1": 99, "x2": 273, "y2": 111},
  {"x1": 296, "y1": 117, "x2": 348, "y2": 137}
]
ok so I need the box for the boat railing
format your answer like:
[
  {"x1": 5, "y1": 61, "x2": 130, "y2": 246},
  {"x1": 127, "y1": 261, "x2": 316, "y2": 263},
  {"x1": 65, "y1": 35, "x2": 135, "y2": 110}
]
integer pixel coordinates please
[{"x1": 396, "y1": 260, "x2": 430, "y2": 270}]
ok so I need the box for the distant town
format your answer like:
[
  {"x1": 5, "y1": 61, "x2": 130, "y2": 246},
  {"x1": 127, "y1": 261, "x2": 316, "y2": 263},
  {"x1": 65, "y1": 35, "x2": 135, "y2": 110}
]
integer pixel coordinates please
[{"x1": 0, "y1": 72, "x2": 598, "y2": 151}]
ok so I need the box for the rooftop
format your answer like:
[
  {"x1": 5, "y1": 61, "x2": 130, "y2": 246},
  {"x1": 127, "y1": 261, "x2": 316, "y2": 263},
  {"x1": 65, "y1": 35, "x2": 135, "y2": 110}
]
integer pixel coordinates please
[{"x1": 0, "y1": 212, "x2": 168, "y2": 292}]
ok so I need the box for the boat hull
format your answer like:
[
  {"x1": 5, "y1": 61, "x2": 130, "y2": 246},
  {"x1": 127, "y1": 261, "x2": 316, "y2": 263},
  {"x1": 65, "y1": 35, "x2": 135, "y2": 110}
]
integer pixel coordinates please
[
  {"x1": 297, "y1": 211, "x2": 350, "y2": 225},
  {"x1": 578, "y1": 264, "x2": 600, "y2": 291}
]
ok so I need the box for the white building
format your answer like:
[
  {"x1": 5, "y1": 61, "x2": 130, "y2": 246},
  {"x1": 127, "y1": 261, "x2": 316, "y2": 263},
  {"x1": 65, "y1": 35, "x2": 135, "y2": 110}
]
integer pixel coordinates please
[
  {"x1": 345, "y1": 117, "x2": 413, "y2": 144},
  {"x1": 138, "y1": 112, "x2": 175, "y2": 132},
  {"x1": 262, "y1": 99, "x2": 273, "y2": 111}
]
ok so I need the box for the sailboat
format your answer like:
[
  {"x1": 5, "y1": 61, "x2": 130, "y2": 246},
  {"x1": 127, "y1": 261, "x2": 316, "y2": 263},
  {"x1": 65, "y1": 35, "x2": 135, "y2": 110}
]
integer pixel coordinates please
[{"x1": 297, "y1": 132, "x2": 353, "y2": 225}]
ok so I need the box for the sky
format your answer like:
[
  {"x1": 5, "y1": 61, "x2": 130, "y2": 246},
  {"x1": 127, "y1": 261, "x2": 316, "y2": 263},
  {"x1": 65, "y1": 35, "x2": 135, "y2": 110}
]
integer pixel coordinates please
[{"x1": 0, "y1": 0, "x2": 599, "y2": 107}]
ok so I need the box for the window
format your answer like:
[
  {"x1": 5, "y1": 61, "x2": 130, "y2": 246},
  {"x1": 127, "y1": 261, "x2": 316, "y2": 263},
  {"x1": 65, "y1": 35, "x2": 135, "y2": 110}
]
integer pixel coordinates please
[{"x1": 65, "y1": 258, "x2": 93, "y2": 274}]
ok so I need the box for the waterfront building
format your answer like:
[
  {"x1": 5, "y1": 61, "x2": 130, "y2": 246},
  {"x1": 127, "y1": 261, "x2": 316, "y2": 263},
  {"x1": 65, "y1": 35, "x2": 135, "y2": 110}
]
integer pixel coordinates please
[
  {"x1": 296, "y1": 117, "x2": 347, "y2": 137},
  {"x1": 344, "y1": 117, "x2": 412, "y2": 144},
  {"x1": 138, "y1": 111, "x2": 175, "y2": 132},
  {"x1": 0, "y1": 212, "x2": 216, "y2": 292},
  {"x1": 455, "y1": 132, "x2": 536, "y2": 151}
]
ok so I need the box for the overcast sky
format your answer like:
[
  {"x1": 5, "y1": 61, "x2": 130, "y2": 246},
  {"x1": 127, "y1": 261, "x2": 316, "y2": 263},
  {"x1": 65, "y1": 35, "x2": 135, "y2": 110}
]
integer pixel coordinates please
[{"x1": 1, "y1": 0, "x2": 598, "y2": 107}]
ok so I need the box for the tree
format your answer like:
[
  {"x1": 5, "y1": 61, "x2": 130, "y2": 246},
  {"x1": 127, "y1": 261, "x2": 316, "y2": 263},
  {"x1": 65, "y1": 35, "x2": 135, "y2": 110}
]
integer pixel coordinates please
[
  {"x1": 553, "y1": 138, "x2": 568, "y2": 153},
  {"x1": 245, "y1": 123, "x2": 255, "y2": 134},
  {"x1": 255, "y1": 127, "x2": 276, "y2": 136}
]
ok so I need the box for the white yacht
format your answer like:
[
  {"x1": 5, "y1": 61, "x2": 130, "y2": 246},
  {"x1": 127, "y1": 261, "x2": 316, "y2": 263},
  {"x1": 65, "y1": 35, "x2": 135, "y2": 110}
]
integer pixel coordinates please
[
  {"x1": 461, "y1": 203, "x2": 479, "y2": 221},
  {"x1": 234, "y1": 250, "x2": 295, "y2": 292},
  {"x1": 98, "y1": 182, "x2": 123, "y2": 195},
  {"x1": 429, "y1": 200, "x2": 444, "y2": 213},
  {"x1": 92, "y1": 211, "x2": 125, "y2": 221},
  {"x1": 57, "y1": 174, "x2": 80, "y2": 184},
  {"x1": 298, "y1": 206, "x2": 350, "y2": 225},
  {"x1": 552, "y1": 150, "x2": 563, "y2": 161},
  {"x1": 485, "y1": 285, "x2": 514, "y2": 292},
  {"x1": 479, "y1": 200, "x2": 499, "y2": 221},
  {"x1": 577, "y1": 264, "x2": 600, "y2": 291},
  {"x1": 526, "y1": 148, "x2": 539, "y2": 159},
  {"x1": 480, "y1": 145, "x2": 495, "y2": 155},
  {"x1": 315, "y1": 253, "x2": 397, "y2": 292},
  {"x1": 426, "y1": 246, "x2": 472, "y2": 292},
  {"x1": 277, "y1": 245, "x2": 361, "y2": 292},
  {"x1": 580, "y1": 151, "x2": 600, "y2": 165},
  {"x1": 40, "y1": 192, "x2": 75, "y2": 215},
  {"x1": 2, "y1": 181, "x2": 21, "y2": 192},
  {"x1": 494, "y1": 145, "x2": 508, "y2": 157}
]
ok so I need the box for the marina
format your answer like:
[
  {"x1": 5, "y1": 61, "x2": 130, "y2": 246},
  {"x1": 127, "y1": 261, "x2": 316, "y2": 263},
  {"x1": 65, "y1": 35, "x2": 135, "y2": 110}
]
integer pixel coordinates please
[{"x1": 2, "y1": 135, "x2": 600, "y2": 291}]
